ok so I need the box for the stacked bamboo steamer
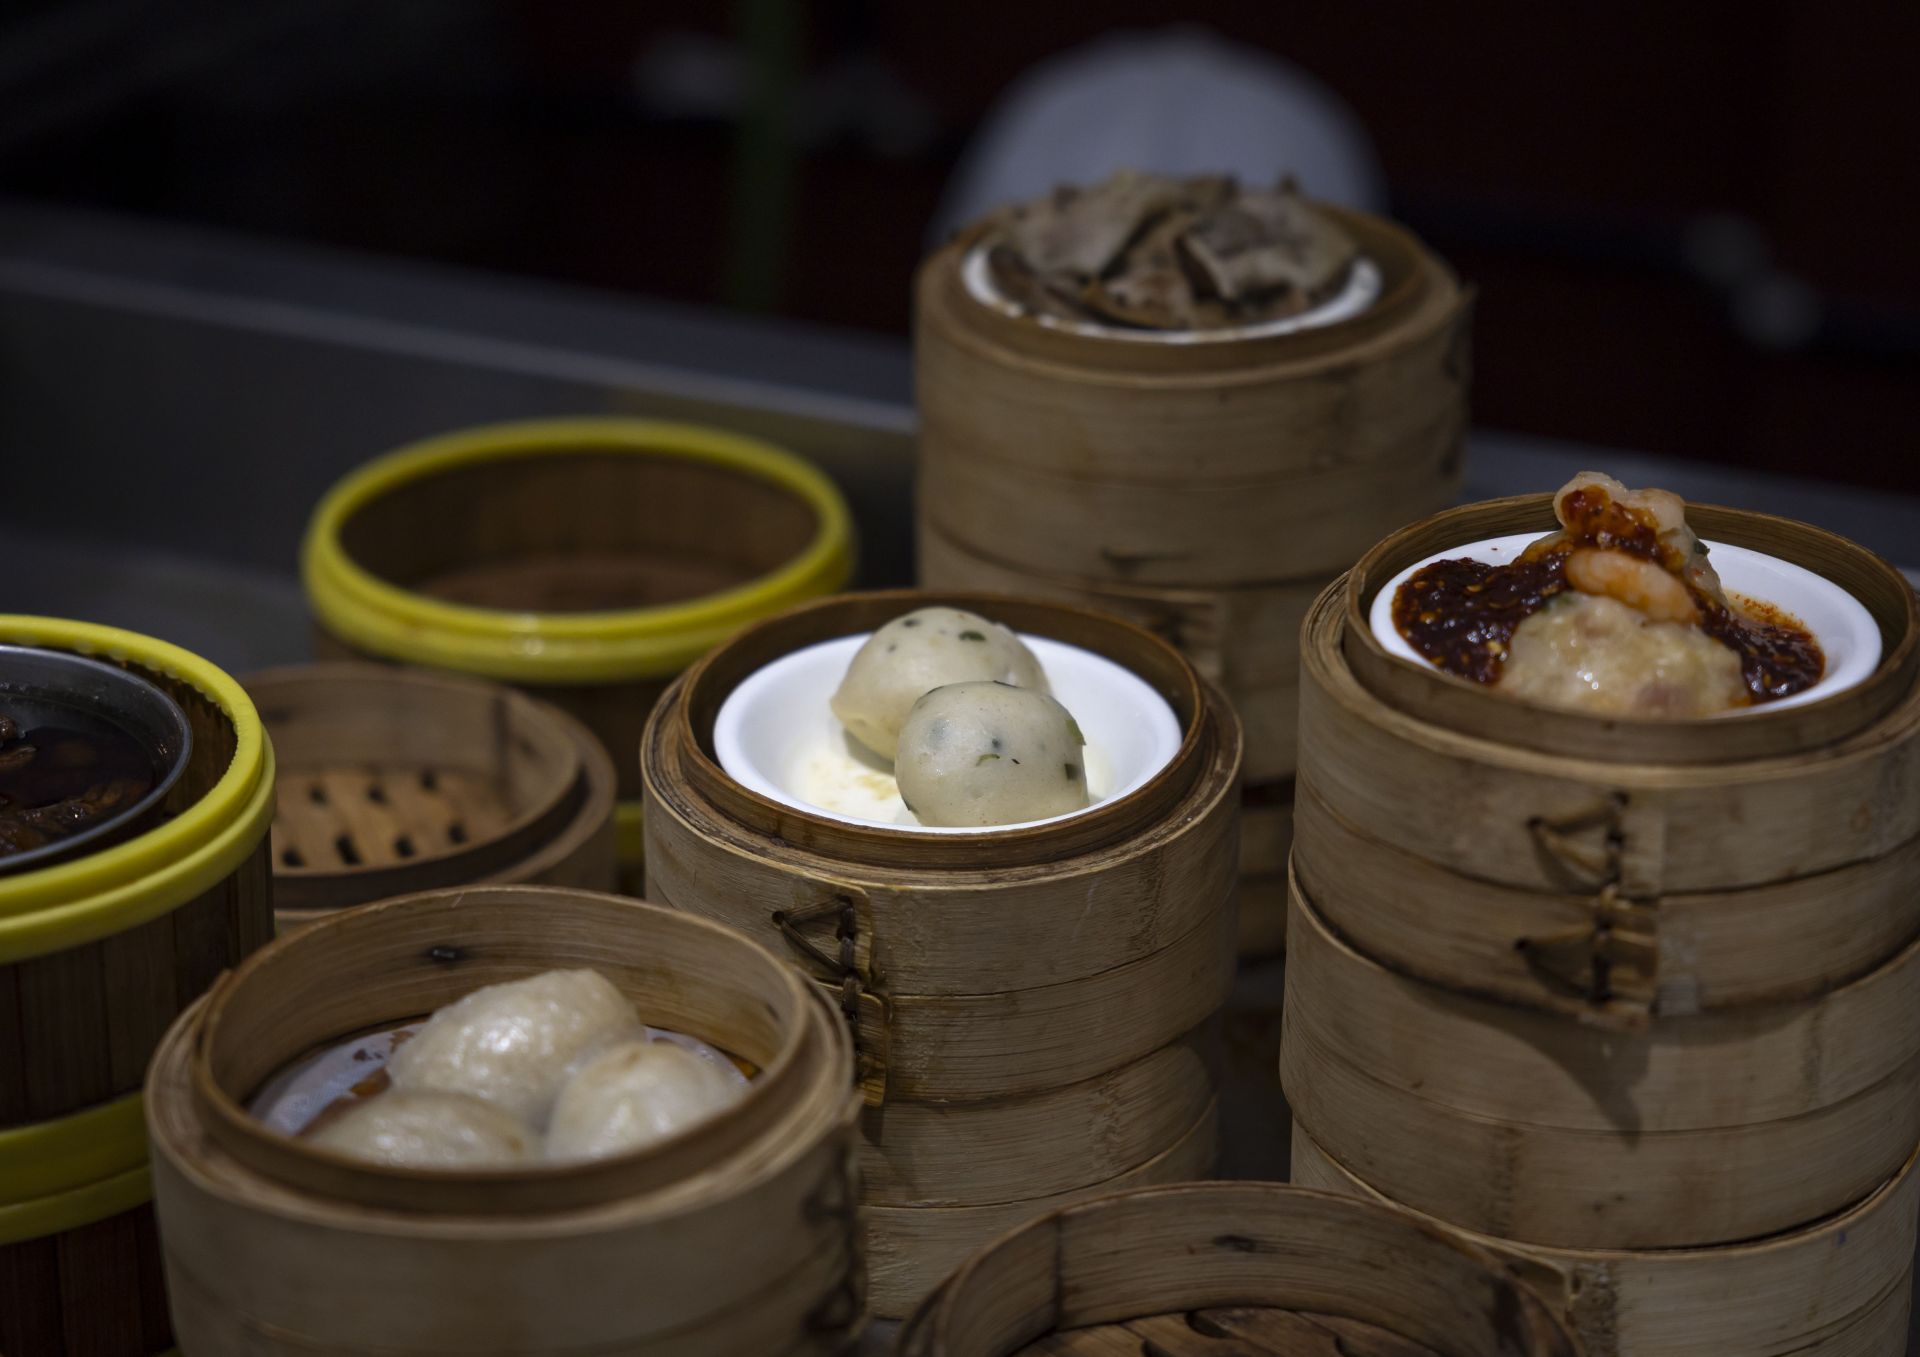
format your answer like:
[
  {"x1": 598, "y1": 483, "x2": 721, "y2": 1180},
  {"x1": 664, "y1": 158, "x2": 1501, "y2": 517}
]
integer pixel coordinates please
[
  {"x1": 640, "y1": 590, "x2": 1242, "y2": 1316},
  {"x1": 303, "y1": 418, "x2": 854, "y2": 890},
  {"x1": 1284, "y1": 493, "x2": 1920, "y2": 1356},
  {"x1": 898, "y1": 1182, "x2": 1577, "y2": 1356},
  {"x1": 914, "y1": 203, "x2": 1470, "y2": 955},
  {"x1": 0, "y1": 617, "x2": 275, "y2": 1357},
  {"x1": 248, "y1": 664, "x2": 617, "y2": 930},
  {"x1": 147, "y1": 885, "x2": 863, "y2": 1356}
]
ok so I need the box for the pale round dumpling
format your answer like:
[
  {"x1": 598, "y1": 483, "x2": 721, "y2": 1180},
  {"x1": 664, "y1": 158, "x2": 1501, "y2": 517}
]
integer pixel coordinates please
[
  {"x1": 386, "y1": 969, "x2": 637, "y2": 1125},
  {"x1": 894, "y1": 681, "x2": 1089, "y2": 827},
  {"x1": 545, "y1": 1039, "x2": 747, "y2": 1161},
  {"x1": 308, "y1": 1090, "x2": 535, "y2": 1168},
  {"x1": 831, "y1": 607, "x2": 1047, "y2": 759}
]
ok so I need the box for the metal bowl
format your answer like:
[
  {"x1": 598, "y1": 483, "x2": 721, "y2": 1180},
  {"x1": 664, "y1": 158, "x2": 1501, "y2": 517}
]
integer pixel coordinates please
[{"x1": 0, "y1": 643, "x2": 194, "y2": 875}]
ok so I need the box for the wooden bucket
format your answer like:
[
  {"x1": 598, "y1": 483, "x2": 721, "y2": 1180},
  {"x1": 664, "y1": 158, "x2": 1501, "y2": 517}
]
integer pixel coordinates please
[
  {"x1": 895, "y1": 1181, "x2": 1577, "y2": 1357},
  {"x1": 247, "y1": 664, "x2": 616, "y2": 930},
  {"x1": 913, "y1": 206, "x2": 1470, "y2": 798},
  {"x1": 1286, "y1": 494, "x2": 1920, "y2": 1250},
  {"x1": 0, "y1": 616, "x2": 275, "y2": 1357},
  {"x1": 302, "y1": 417, "x2": 856, "y2": 888},
  {"x1": 146, "y1": 885, "x2": 863, "y2": 1356},
  {"x1": 640, "y1": 590, "x2": 1243, "y2": 1315},
  {"x1": 1293, "y1": 1122, "x2": 1919, "y2": 1357}
]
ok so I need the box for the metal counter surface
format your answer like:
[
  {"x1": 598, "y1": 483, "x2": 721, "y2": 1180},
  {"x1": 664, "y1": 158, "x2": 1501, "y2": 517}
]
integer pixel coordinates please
[{"x1": 1, "y1": 199, "x2": 1914, "y2": 1352}]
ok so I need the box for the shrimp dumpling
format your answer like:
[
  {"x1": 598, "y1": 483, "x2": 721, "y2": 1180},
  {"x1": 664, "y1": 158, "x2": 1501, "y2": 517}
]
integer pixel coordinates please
[
  {"x1": 545, "y1": 1039, "x2": 747, "y2": 1161},
  {"x1": 308, "y1": 1090, "x2": 536, "y2": 1168},
  {"x1": 895, "y1": 681, "x2": 1089, "y2": 827},
  {"x1": 387, "y1": 969, "x2": 637, "y2": 1125},
  {"x1": 831, "y1": 608, "x2": 1047, "y2": 759}
]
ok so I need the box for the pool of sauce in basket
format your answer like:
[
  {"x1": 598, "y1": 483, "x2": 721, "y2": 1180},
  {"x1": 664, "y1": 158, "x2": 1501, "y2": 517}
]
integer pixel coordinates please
[
  {"x1": 1392, "y1": 487, "x2": 1825, "y2": 703},
  {"x1": 0, "y1": 714, "x2": 157, "y2": 857}
]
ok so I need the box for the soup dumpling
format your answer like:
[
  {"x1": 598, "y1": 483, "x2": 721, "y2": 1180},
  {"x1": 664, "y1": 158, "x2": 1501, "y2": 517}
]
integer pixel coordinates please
[
  {"x1": 546, "y1": 1039, "x2": 747, "y2": 1161},
  {"x1": 895, "y1": 681, "x2": 1089, "y2": 827},
  {"x1": 308, "y1": 1090, "x2": 535, "y2": 1168},
  {"x1": 831, "y1": 608, "x2": 1047, "y2": 759},
  {"x1": 387, "y1": 969, "x2": 637, "y2": 1125}
]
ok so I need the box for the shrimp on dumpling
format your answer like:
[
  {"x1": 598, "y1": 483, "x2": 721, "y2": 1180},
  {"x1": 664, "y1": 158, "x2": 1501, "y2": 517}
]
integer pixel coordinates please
[
  {"x1": 386, "y1": 969, "x2": 637, "y2": 1126},
  {"x1": 545, "y1": 1039, "x2": 746, "y2": 1161}
]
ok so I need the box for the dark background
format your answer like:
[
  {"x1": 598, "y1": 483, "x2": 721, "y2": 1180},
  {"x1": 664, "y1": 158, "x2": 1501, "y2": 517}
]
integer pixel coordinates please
[{"x1": 4, "y1": 0, "x2": 1915, "y2": 493}]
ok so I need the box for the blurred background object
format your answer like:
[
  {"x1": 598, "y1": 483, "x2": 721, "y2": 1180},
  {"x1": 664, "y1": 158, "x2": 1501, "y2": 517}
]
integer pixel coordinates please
[{"x1": 0, "y1": 1, "x2": 1915, "y2": 493}]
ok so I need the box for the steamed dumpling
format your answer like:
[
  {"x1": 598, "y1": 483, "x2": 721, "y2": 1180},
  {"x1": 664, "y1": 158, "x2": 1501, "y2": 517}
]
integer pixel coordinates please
[
  {"x1": 545, "y1": 1039, "x2": 747, "y2": 1161},
  {"x1": 895, "y1": 681, "x2": 1089, "y2": 827},
  {"x1": 309, "y1": 1090, "x2": 535, "y2": 1168},
  {"x1": 831, "y1": 608, "x2": 1047, "y2": 759},
  {"x1": 386, "y1": 969, "x2": 637, "y2": 1125}
]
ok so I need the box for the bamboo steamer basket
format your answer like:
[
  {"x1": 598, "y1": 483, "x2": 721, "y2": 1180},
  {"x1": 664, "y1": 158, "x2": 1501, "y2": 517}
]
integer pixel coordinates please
[
  {"x1": 895, "y1": 1181, "x2": 1577, "y2": 1357},
  {"x1": 641, "y1": 590, "x2": 1242, "y2": 1315},
  {"x1": 1287, "y1": 494, "x2": 1920, "y2": 1248},
  {"x1": 1293, "y1": 1121, "x2": 1919, "y2": 1357},
  {"x1": 0, "y1": 616, "x2": 275, "y2": 1357},
  {"x1": 1285, "y1": 875, "x2": 1920, "y2": 1248},
  {"x1": 303, "y1": 417, "x2": 856, "y2": 888},
  {"x1": 146, "y1": 885, "x2": 864, "y2": 1356},
  {"x1": 248, "y1": 664, "x2": 616, "y2": 929},
  {"x1": 914, "y1": 205, "x2": 1470, "y2": 797}
]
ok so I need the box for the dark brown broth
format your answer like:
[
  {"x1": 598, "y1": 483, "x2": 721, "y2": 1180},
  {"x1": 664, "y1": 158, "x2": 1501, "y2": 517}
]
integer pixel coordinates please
[{"x1": 0, "y1": 715, "x2": 157, "y2": 857}]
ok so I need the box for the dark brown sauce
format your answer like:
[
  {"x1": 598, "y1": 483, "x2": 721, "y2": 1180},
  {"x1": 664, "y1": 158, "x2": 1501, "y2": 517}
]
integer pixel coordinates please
[
  {"x1": 0, "y1": 715, "x2": 157, "y2": 857},
  {"x1": 1391, "y1": 490, "x2": 1826, "y2": 704},
  {"x1": 1391, "y1": 552, "x2": 1570, "y2": 684},
  {"x1": 1703, "y1": 596, "x2": 1826, "y2": 702}
]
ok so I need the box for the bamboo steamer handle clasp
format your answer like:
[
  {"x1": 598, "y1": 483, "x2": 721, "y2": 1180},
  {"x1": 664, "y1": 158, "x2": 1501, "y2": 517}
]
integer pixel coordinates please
[
  {"x1": 1516, "y1": 796, "x2": 1660, "y2": 1027},
  {"x1": 769, "y1": 885, "x2": 890, "y2": 1107}
]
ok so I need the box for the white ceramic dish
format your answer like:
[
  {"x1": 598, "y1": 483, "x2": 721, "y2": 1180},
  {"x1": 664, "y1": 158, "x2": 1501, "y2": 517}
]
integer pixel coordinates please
[
  {"x1": 1368, "y1": 533, "x2": 1882, "y2": 714},
  {"x1": 714, "y1": 633, "x2": 1184, "y2": 833},
  {"x1": 962, "y1": 244, "x2": 1382, "y2": 345}
]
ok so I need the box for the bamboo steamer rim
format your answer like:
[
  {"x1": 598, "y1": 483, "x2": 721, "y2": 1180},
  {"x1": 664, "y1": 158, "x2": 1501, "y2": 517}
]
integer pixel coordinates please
[
  {"x1": 1299, "y1": 1120, "x2": 1920, "y2": 1270},
  {"x1": 0, "y1": 615, "x2": 273, "y2": 962},
  {"x1": 302, "y1": 417, "x2": 857, "y2": 684},
  {"x1": 665, "y1": 589, "x2": 1233, "y2": 871},
  {"x1": 247, "y1": 663, "x2": 586, "y2": 902},
  {"x1": 0, "y1": 1089, "x2": 147, "y2": 1210},
  {"x1": 186, "y1": 885, "x2": 834, "y2": 1216},
  {"x1": 927, "y1": 205, "x2": 1462, "y2": 378},
  {"x1": 906, "y1": 1181, "x2": 1575, "y2": 1357},
  {"x1": 1339, "y1": 494, "x2": 1920, "y2": 764}
]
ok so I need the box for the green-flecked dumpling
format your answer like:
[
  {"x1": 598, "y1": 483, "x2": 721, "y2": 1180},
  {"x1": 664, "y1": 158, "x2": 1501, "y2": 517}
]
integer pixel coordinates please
[
  {"x1": 894, "y1": 681, "x2": 1089, "y2": 827},
  {"x1": 830, "y1": 608, "x2": 1047, "y2": 760}
]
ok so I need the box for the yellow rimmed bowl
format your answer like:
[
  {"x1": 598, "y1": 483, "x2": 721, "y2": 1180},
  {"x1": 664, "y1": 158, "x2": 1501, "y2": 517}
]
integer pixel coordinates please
[
  {"x1": 0, "y1": 614, "x2": 276, "y2": 1357},
  {"x1": 302, "y1": 418, "x2": 856, "y2": 887}
]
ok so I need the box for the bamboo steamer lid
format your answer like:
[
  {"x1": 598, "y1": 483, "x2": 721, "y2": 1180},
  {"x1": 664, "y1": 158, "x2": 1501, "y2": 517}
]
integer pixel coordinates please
[
  {"x1": 896, "y1": 1181, "x2": 1576, "y2": 1357},
  {"x1": 1293, "y1": 1121, "x2": 1920, "y2": 1357},
  {"x1": 1283, "y1": 875, "x2": 1920, "y2": 1249},
  {"x1": 641, "y1": 589, "x2": 1241, "y2": 1314},
  {"x1": 248, "y1": 664, "x2": 617, "y2": 929},
  {"x1": 145, "y1": 886, "x2": 864, "y2": 1356}
]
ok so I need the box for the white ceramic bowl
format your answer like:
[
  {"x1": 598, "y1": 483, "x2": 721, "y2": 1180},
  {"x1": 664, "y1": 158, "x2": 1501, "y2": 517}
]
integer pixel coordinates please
[
  {"x1": 1368, "y1": 533, "x2": 1882, "y2": 714},
  {"x1": 714, "y1": 633, "x2": 1184, "y2": 833},
  {"x1": 962, "y1": 244, "x2": 1382, "y2": 345}
]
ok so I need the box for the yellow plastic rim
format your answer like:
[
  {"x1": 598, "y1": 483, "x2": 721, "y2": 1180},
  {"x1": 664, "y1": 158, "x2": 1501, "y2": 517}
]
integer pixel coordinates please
[
  {"x1": 0, "y1": 1092, "x2": 146, "y2": 1206},
  {"x1": 616, "y1": 799, "x2": 647, "y2": 867},
  {"x1": 0, "y1": 616, "x2": 274, "y2": 962},
  {"x1": 302, "y1": 418, "x2": 856, "y2": 683},
  {"x1": 0, "y1": 1161, "x2": 150, "y2": 1246}
]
